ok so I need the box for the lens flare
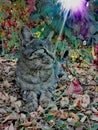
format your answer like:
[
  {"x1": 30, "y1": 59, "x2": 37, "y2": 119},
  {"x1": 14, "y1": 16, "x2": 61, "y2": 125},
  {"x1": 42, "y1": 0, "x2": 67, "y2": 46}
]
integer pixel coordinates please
[{"x1": 58, "y1": 0, "x2": 86, "y2": 13}]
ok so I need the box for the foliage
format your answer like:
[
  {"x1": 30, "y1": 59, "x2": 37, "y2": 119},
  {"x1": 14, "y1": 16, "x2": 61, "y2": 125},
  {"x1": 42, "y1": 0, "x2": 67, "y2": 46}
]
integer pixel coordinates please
[
  {"x1": 0, "y1": 0, "x2": 98, "y2": 57},
  {"x1": 0, "y1": 0, "x2": 35, "y2": 55},
  {"x1": 30, "y1": 0, "x2": 98, "y2": 46},
  {"x1": 0, "y1": 1, "x2": 98, "y2": 129},
  {"x1": 0, "y1": 56, "x2": 98, "y2": 130}
]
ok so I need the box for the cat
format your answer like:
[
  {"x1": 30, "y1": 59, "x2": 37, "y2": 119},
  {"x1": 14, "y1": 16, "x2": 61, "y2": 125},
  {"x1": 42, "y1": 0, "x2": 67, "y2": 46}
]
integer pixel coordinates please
[{"x1": 16, "y1": 25, "x2": 68, "y2": 112}]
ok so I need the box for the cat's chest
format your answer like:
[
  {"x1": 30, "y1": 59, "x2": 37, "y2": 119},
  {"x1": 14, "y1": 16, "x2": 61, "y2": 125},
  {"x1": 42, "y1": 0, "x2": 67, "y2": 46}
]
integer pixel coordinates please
[{"x1": 30, "y1": 68, "x2": 53, "y2": 82}]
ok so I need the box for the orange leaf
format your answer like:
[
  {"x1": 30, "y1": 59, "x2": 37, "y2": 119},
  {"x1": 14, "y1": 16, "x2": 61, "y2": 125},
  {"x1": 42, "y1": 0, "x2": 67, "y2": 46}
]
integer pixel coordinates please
[
  {"x1": 49, "y1": 110, "x2": 59, "y2": 117},
  {"x1": 60, "y1": 111, "x2": 67, "y2": 120},
  {"x1": 57, "y1": 83, "x2": 63, "y2": 88}
]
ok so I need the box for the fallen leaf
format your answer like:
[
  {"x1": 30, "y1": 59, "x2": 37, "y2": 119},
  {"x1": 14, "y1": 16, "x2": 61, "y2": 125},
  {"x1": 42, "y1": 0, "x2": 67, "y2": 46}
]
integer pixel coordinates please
[
  {"x1": 37, "y1": 105, "x2": 44, "y2": 115},
  {"x1": 92, "y1": 107, "x2": 98, "y2": 113},
  {"x1": 48, "y1": 102, "x2": 58, "y2": 111},
  {"x1": 30, "y1": 112, "x2": 38, "y2": 118},
  {"x1": 67, "y1": 78, "x2": 83, "y2": 95},
  {"x1": 60, "y1": 97, "x2": 69, "y2": 108},
  {"x1": 5, "y1": 66, "x2": 11, "y2": 73},
  {"x1": 4, "y1": 126, "x2": 9, "y2": 130},
  {"x1": 49, "y1": 110, "x2": 59, "y2": 117},
  {"x1": 93, "y1": 98, "x2": 98, "y2": 103},
  {"x1": 0, "y1": 108, "x2": 7, "y2": 114},
  {"x1": 85, "y1": 110, "x2": 92, "y2": 115},
  {"x1": 10, "y1": 96, "x2": 17, "y2": 102},
  {"x1": 3, "y1": 113, "x2": 20, "y2": 123},
  {"x1": 19, "y1": 122, "x2": 32, "y2": 127},
  {"x1": 21, "y1": 113, "x2": 26, "y2": 119},
  {"x1": 95, "y1": 86, "x2": 98, "y2": 92},
  {"x1": 3, "y1": 80, "x2": 11, "y2": 88},
  {"x1": 91, "y1": 114, "x2": 98, "y2": 121},
  {"x1": 8, "y1": 71, "x2": 15, "y2": 76},
  {"x1": 80, "y1": 115, "x2": 87, "y2": 123},
  {"x1": 80, "y1": 94, "x2": 90, "y2": 108},
  {"x1": 57, "y1": 83, "x2": 63, "y2": 88},
  {"x1": 60, "y1": 110, "x2": 67, "y2": 120},
  {"x1": 0, "y1": 92, "x2": 10, "y2": 102},
  {"x1": 8, "y1": 123, "x2": 16, "y2": 130},
  {"x1": 0, "y1": 124, "x2": 3, "y2": 130},
  {"x1": 11, "y1": 100, "x2": 22, "y2": 113},
  {"x1": 69, "y1": 112, "x2": 80, "y2": 122},
  {"x1": 74, "y1": 94, "x2": 90, "y2": 108}
]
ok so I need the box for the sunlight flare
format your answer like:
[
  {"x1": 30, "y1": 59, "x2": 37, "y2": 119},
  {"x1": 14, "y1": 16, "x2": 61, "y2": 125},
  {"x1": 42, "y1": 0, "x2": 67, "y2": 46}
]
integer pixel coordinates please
[{"x1": 58, "y1": 0, "x2": 86, "y2": 13}]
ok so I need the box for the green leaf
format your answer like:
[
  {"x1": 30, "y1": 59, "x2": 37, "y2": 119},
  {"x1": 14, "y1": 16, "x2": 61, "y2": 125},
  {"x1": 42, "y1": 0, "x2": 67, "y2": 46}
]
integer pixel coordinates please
[
  {"x1": 19, "y1": 127, "x2": 24, "y2": 130},
  {"x1": 11, "y1": 29, "x2": 18, "y2": 40},
  {"x1": 45, "y1": 115, "x2": 54, "y2": 122},
  {"x1": 55, "y1": 120, "x2": 67, "y2": 130},
  {"x1": 55, "y1": 120, "x2": 64, "y2": 126},
  {"x1": 75, "y1": 122, "x2": 82, "y2": 127},
  {"x1": 15, "y1": 42, "x2": 20, "y2": 48},
  {"x1": 20, "y1": 0, "x2": 26, "y2": 6},
  {"x1": 42, "y1": 25, "x2": 53, "y2": 38},
  {"x1": 85, "y1": 58, "x2": 90, "y2": 64},
  {"x1": 13, "y1": 53, "x2": 19, "y2": 59},
  {"x1": 91, "y1": 123, "x2": 98, "y2": 130},
  {"x1": 8, "y1": 40, "x2": 14, "y2": 47},
  {"x1": 30, "y1": 13, "x2": 40, "y2": 22}
]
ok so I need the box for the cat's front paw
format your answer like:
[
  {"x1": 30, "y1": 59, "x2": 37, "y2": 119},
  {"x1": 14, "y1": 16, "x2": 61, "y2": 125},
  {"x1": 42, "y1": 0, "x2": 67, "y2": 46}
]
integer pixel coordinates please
[
  {"x1": 23, "y1": 91, "x2": 38, "y2": 112},
  {"x1": 26, "y1": 101, "x2": 38, "y2": 112},
  {"x1": 40, "y1": 92, "x2": 52, "y2": 108}
]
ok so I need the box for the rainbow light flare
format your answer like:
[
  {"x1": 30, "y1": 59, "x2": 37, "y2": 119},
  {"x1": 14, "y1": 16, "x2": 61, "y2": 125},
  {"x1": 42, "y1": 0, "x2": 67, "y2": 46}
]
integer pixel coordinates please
[{"x1": 58, "y1": 0, "x2": 86, "y2": 13}]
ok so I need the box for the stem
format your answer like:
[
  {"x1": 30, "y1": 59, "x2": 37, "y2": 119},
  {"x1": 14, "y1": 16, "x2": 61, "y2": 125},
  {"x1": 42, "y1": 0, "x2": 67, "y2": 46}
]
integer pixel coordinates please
[{"x1": 2, "y1": 39, "x2": 5, "y2": 55}]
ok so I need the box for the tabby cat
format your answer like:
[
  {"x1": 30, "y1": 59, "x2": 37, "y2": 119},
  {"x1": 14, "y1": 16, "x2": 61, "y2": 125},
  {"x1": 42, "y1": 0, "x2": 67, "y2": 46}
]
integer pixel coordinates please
[{"x1": 16, "y1": 25, "x2": 67, "y2": 112}]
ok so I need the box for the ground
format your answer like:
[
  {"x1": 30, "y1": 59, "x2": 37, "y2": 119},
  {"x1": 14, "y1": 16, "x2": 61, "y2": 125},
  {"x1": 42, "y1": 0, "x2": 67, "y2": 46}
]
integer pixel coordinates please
[{"x1": 0, "y1": 56, "x2": 98, "y2": 130}]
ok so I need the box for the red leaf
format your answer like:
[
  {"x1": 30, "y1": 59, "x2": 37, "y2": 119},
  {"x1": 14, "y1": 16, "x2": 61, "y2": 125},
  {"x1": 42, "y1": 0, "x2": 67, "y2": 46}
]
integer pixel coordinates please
[
  {"x1": 68, "y1": 78, "x2": 83, "y2": 94},
  {"x1": 62, "y1": 64, "x2": 67, "y2": 70}
]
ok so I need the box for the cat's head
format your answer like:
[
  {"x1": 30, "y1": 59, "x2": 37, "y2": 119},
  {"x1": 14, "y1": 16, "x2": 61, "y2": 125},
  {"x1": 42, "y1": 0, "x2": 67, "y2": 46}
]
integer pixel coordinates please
[{"x1": 19, "y1": 25, "x2": 55, "y2": 65}]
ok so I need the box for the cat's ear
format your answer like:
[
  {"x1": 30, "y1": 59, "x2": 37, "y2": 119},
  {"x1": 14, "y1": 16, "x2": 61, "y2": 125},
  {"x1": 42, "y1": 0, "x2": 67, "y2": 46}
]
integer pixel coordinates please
[
  {"x1": 46, "y1": 31, "x2": 54, "y2": 41},
  {"x1": 20, "y1": 25, "x2": 34, "y2": 43}
]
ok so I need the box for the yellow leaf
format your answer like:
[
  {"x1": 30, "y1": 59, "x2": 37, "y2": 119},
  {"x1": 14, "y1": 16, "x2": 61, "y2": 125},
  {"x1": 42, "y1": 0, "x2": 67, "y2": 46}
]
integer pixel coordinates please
[{"x1": 69, "y1": 112, "x2": 80, "y2": 121}]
